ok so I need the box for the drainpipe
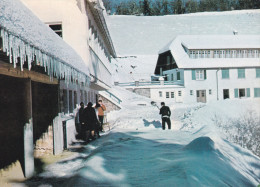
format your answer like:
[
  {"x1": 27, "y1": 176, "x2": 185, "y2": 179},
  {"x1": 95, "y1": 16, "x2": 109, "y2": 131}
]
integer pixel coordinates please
[{"x1": 216, "y1": 69, "x2": 220, "y2": 100}]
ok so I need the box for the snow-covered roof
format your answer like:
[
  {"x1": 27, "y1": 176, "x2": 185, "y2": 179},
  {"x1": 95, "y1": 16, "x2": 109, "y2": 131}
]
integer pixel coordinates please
[
  {"x1": 0, "y1": 0, "x2": 90, "y2": 84},
  {"x1": 159, "y1": 35, "x2": 260, "y2": 69}
]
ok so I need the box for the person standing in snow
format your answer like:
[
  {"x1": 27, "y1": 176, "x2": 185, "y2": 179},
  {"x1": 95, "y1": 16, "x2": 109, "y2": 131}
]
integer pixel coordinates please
[
  {"x1": 84, "y1": 102, "x2": 99, "y2": 141},
  {"x1": 96, "y1": 99, "x2": 106, "y2": 132},
  {"x1": 77, "y1": 102, "x2": 85, "y2": 138},
  {"x1": 159, "y1": 102, "x2": 171, "y2": 130}
]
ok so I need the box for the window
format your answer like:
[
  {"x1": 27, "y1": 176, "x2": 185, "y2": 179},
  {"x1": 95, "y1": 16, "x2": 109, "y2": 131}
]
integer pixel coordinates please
[
  {"x1": 254, "y1": 50, "x2": 259, "y2": 58},
  {"x1": 209, "y1": 89, "x2": 212, "y2": 95},
  {"x1": 223, "y1": 89, "x2": 229, "y2": 99},
  {"x1": 195, "y1": 51, "x2": 199, "y2": 59},
  {"x1": 159, "y1": 91, "x2": 162, "y2": 97},
  {"x1": 248, "y1": 50, "x2": 252, "y2": 58},
  {"x1": 178, "y1": 91, "x2": 182, "y2": 96},
  {"x1": 190, "y1": 90, "x2": 193, "y2": 95},
  {"x1": 242, "y1": 50, "x2": 247, "y2": 58},
  {"x1": 202, "y1": 51, "x2": 206, "y2": 58},
  {"x1": 256, "y1": 68, "x2": 260, "y2": 78},
  {"x1": 214, "y1": 50, "x2": 218, "y2": 58},
  {"x1": 171, "y1": 92, "x2": 175, "y2": 98},
  {"x1": 199, "y1": 51, "x2": 202, "y2": 58},
  {"x1": 235, "y1": 88, "x2": 246, "y2": 98},
  {"x1": 167, "y1": 56, "x2": 171, "y2": 65},
  {"x1": 190, "y1": 50, "x2": 195, "y2": 58},
  {"x1": 196, "y1": 70, "x2": 204, "y2": 80},
  {"x1": 226, "y1": 50, "x2": 231, "y2": 58},
  {"x1": 171, "y1": 74, "x2": 174, "y2": 81},
  {"x1": 219, "y1": 50, "x2": 225, "y2": 58},
  {"x1": 207, "y1": 50, "x2": 211, "y2": 58},
  {"x1": 254, "y1": 88, "x2": 260, "y2": 97},
  {"x1": 222, "y1": 69, "x2": 230, "y2": 79},
  {"x1": 166, "y1": 92, "x2": 170, "y2": 98},
  {"x1": 177, "y1": 72, "x2": 181, "y2": 81},
  {"x1": 237, "y1": 50, "x2": 242, "y2": 58},
  {"x1": 231, "y1": 50, "x2": 236, "y2": 58},
  {"x1": 48, "y1": 23, "x2": 62, "y2": 37},
  {"x1": 192, "y1": 70, "x2": 206, "y2": 80},
  {"x1": 238, "y1": 68, "x2": 245, "y2": 79}
]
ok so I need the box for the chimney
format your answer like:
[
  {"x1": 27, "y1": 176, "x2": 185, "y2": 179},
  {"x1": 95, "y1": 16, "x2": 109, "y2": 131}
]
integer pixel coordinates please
[{"x1": 233, "y1": 30, "x2": 238, "y2": 35}]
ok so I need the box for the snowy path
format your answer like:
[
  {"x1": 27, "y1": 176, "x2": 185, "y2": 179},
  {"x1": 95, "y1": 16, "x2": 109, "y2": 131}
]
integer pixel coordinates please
[{"x1": 19, "y1": 91, "x2": 260, "y2": 186}]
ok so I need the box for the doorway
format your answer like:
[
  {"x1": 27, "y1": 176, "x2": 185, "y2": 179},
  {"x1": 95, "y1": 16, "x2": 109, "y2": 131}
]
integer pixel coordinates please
[{"x1": 196, "y1": 90, "x2": 206, "y2": 103}]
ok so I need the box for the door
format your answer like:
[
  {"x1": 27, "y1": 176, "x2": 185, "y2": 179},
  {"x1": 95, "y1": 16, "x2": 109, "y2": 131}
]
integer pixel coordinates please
[
  {"x1": 223, "y1": 89, "x2": 229, "y2": 99},
  {"x1": 196, "y1": 90, "x2": 206, "y2": 103}
]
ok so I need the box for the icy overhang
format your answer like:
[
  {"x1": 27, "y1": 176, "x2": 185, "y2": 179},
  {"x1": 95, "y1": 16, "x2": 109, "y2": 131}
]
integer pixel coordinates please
[{"x1": 0, "y1": 0, "x2": 90, "y2": 85}]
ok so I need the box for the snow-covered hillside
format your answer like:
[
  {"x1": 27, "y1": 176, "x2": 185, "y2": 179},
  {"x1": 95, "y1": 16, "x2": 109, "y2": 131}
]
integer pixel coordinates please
[
  {"x1": 107, "y1": 10, "x2": 260, "y2": 55},
  {"x1": 108, "y1": 9, "x2": 260, "y2": 82}
]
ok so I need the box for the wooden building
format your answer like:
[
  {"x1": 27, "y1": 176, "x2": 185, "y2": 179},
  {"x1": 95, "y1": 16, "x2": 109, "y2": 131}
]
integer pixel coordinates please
[{"x1": 0, "y1": 0, "x2": 91, "y2": 178}]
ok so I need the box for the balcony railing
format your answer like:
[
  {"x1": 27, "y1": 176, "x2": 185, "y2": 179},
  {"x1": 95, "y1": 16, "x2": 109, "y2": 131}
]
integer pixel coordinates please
[{"x1": 115, "y1": 81, "x2": 184, "y2": 87}]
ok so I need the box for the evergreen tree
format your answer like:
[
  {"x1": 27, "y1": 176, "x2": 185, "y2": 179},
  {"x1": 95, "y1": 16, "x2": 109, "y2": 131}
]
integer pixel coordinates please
[
  {"x1": 185, "y1": 0, "x2": 199, "y2": 13},
  {"x1": 152, "y1": 0, "x2": 163, "y2": 15},
  {"x1": 175, "y1": 0, "x2": 184, "y2": 14},
  {"x1": 102, "y1": 0, "x2": 113, "y2": 14},
  {"x1": 162, "y1": 0, "x2": 170, "y2": 15},
  {"x1": 143, "y1": 0, "x2": 152, "y2": 16}
]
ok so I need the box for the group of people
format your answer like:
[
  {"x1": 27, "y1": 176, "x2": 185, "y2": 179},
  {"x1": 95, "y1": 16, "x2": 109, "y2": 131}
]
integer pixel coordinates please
[{"x1": 78, "y1": 100, "x2": 106, "y2": 143}]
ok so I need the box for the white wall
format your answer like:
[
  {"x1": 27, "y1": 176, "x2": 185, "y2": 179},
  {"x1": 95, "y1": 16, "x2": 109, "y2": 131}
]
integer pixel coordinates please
[
  {"x1": 150, "y1": 67, "x2": 260, "y2": 104},
  {"x1": 150, "y1": 86, "x2": 184, "y2": 103},
  {"x1": 21, "y1": 0, "x2": 113, "y2": 87},
  {"x1": 22, "y1": 0, "x2": 89, "y2": 66},
  {"x1": 184, "y1": 68, "x2": 260, "y2": 103}
]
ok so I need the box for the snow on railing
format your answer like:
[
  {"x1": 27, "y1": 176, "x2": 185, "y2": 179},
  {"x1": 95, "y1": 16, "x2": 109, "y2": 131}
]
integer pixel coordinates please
[
  {"x1": 115, "y1": 81, "x2": 184, "y2": 87},
  {"x1": 0, "y1": 27, "x2": 90, "y2": 86}
]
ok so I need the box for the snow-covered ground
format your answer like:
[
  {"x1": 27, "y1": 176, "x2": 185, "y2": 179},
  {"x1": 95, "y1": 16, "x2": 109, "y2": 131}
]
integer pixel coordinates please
[
  {"x1": 20, "y1": 87, "x2": 260, "y2": 186},
  {"x1": 13, "y1": 9, "x2": 260, "y2": 187}
]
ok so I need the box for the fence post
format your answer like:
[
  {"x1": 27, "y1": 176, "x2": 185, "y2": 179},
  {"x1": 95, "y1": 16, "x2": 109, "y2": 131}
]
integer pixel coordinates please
[{"x1": 62, "y1": 121, "x2": 67, "y2": 150}]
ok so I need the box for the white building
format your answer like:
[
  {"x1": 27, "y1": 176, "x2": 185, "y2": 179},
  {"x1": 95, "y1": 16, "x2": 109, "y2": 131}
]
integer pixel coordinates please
[
  {"x1": 21, "y1": 0, "x2": 116, "y2": 113},
  {"x1": 152, "y1": 35, "x2": 260, "y2": 103}
]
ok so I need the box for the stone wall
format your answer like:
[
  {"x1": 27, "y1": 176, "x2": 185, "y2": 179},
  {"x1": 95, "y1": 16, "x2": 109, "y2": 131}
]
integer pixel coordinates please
[
  {"x1": 98, "y1": 95, "x2": 121, "y2": 113},
  {"x1": 126, "y1": 88, "x2": 151, "y2": 98}
]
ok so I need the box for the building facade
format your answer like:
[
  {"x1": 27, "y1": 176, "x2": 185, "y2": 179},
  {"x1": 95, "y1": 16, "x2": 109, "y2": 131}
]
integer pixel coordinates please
[
  {"x1": 153, "y1": 35, "x2": 260, "y2": 103},
  {"x1": 21, "y1": 0, "x2": 116, "y2": 113}
]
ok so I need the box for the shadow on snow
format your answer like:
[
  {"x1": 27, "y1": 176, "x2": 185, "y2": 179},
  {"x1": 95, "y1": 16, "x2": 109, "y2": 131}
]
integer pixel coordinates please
[{"x1": 17, "y1": 132, "x2": 259, "y2": 187}]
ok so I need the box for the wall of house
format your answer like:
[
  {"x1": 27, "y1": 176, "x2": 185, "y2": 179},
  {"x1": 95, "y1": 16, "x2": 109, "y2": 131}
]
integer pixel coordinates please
[
  {"x1": 184, "y1": 69, "x2": 217, "y2": 103},
  {"x1": 149, "y1": 67, "x2": 260, "y2": 104},
  {"x1": 150, "y1": 86, "x2": 185, "y2": 103},
  {"x1": 21, "y1": 0, "x2": 113, "y2": 88},
  {"x1": 184, "y1": 68, "x2": 260, "y2": 103},
  {"x1": 21, "y1": 0, "x2": 89, "y2": 66}
]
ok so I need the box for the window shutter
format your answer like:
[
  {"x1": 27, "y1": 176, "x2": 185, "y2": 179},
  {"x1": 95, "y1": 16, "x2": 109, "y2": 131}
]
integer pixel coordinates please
[
  {"x1": 234, "y1": 88, "x2": 239, "y2": 98},
  {"x1": 192, "y1": 70, "x2": 196, "y2": 80},
  {"x1": 246, "y1": 88, "x2": 250, "y2": 97},
  {"x1": 204, "y1": 70, "x2": 207, "y2": 80}
]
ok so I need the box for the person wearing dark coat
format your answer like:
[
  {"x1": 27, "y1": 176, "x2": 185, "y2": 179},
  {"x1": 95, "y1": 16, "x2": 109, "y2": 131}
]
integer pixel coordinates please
[
  {"x1": 78, "y1": 102, "x2": 85, "y2": 139},
  {"x1": 83, "y1": 102, "x2": 99, "y2": 141},
  {"x1": 159, "y1": 102, "x2": 171, "y2": 130}
]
